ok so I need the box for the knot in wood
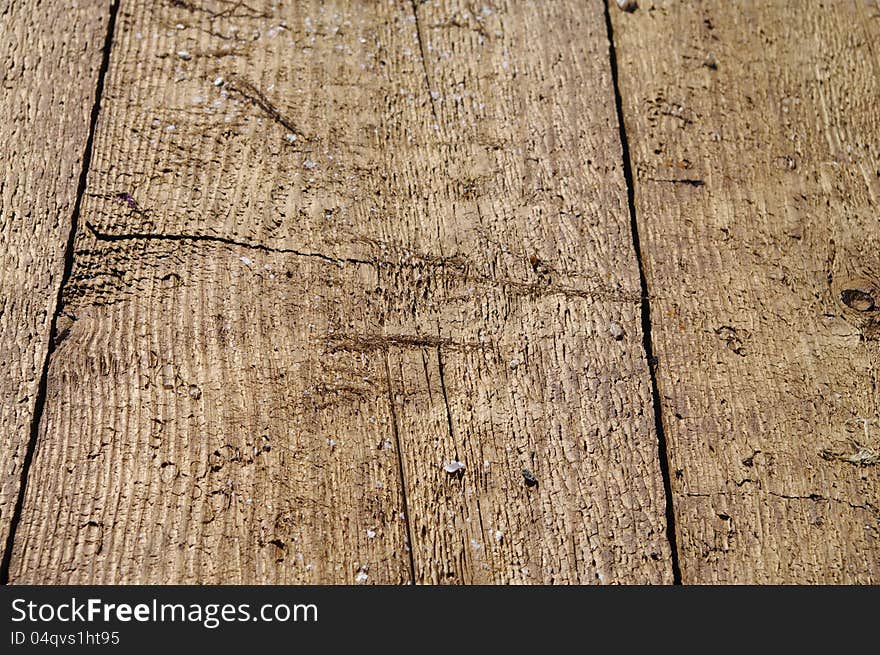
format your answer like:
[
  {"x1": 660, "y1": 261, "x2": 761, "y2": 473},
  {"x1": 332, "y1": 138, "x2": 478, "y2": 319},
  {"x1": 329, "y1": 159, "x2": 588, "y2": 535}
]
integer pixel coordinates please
[{"x1": 840, "y1": 288, "x2": 875, "y2": 312}]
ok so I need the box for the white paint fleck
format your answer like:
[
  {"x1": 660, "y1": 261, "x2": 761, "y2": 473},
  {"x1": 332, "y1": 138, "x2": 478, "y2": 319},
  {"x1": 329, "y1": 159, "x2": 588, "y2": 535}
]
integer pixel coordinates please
[
  {"x1": 355, "y1": 571, "x2": 368, "y2": 583},
  {"x1": 176, "y1": 50, "x2": 192, "y2": 60},
  {"x1": 239, "y1": 256, "x2": 253, "y2": 265},
  {"x1": 493, "y1": 530, "x2": 503, "y2": 543},
  {"x1": 366, "y1": 529, "x2": 376, "y2": 539},
  {"x1": 285, "y1": 133, "x2": 298, "y2": 143},
  {"x1": 608, "y1": 322, "x2": 625, "y2": 341},
  {"x1": 213, "y1": 76, "x2": 225, "y2": 86},
  {"x1": 303, "y1": 159, "x2": 317, "y2": 169},
  {"x1": 443, "y1": 461, "x2": 465, "y2": 474},
  {"x1": 509, "y1": 358, "x2": 520, "y2": 369}
]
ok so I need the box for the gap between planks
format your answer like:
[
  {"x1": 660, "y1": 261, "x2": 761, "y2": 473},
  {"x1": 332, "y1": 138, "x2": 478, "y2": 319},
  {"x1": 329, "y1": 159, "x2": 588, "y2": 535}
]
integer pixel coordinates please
[
  {"x1": 0, "y1": 0, "x2": 122, "y2": 585},
  {"x1": 602, "y1": 0, "x2": 682, "y2": 584}
]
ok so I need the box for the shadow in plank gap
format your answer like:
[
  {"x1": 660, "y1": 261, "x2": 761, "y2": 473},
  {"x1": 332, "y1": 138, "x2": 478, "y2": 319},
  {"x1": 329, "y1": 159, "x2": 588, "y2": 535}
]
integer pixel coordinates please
[{"x1": 0, "y1": 0, "x2": 116, "y2": 580}]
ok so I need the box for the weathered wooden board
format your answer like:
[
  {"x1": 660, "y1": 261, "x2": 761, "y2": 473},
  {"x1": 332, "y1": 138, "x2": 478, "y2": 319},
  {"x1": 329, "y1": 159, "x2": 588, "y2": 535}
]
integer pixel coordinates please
[
  {"x1": 612, "y1": 0, "x2": 880, "y2": 582},
  {"x1": 9, "y1": 0, "x2": 673, "y2": 583},
  {"x1": 381, "y1": 0, "x2": 672, "y2": 583},
  {"x1": 0, "y1": 0, "x2": 113, "y2": 569},
  {"x1": 8, "y1": 0, "x2": 413, "y2": 585}
]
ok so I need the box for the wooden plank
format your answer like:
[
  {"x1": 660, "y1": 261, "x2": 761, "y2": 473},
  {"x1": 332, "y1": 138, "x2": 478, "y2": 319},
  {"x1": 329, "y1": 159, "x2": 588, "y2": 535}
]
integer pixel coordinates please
[
  {"x1": 379, "y1": 0, "x2": 673, "y2": 583},
  {"x1": 0, "y1": 1, "x2": 113, "y2": 568},
  {"x1": 10, "y1": 0, "x2": 673, "y2": 583},
  {"x1": 8, "y1": 0, "x2": 413, "y2": 584},
  {"x1": 612, "y1": 0, "x2": 880, "y2": 582}
]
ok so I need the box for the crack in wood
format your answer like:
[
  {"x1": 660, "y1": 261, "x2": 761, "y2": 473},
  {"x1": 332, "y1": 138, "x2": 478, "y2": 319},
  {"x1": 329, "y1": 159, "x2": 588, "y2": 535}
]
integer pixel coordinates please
[
  {"x1": 328, "y1": 332, "x2": 484, "y2": 353},
  {"x1": 382, "y1": 352, "x2": 417, "y2": 584},
  {"x1": 435, "y1": 334, "x2": 459, "y2": 463},
  {"x1": 603, "y1": 0, "x2": 682, "y2": 584},
  {"x1": 84, "y1": 221, "x2": 371, "y2": 267}
]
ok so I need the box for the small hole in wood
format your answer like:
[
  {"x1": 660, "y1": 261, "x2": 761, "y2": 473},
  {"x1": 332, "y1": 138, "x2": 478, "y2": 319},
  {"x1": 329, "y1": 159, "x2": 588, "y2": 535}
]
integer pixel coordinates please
[{"x1": 841, "y1": 288, "x2": 876, "y2": 312}]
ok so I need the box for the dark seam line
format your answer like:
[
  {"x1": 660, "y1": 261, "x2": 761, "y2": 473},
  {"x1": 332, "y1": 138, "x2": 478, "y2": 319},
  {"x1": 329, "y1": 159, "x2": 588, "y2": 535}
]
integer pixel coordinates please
[
  {"x1": 602, "y1": 0, "x2": 683, "y2": 585},
  {"x1": 383, "y1": 353, "x2": 418, "y2": 584},
  {"x1": 0, "y1": 0, "x2": 121, "y2": 585}
]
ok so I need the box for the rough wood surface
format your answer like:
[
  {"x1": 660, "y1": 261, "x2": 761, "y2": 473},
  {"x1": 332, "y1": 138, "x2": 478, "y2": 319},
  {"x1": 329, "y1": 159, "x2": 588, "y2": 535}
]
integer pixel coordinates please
[
  {"x1": 384, "y1": 0, "x2": 671, "y2": 583},
  {"x1": 9, "y1": 0, "x2": 673, "y2": 583},
  {"x1": 0, "y1": 0, "x2": 112, "y2": 565},
  {"x1": 612, "y1": 0, "x2": 880, "y2": 582}
]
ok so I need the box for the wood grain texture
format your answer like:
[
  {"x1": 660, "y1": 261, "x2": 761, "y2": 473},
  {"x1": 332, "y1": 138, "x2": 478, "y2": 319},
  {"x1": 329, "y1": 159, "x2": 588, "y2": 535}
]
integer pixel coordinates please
[
  {"x1": 9, "y1": 0, "x2": 674, "y2": 583},
  {"x1": 9, "y1": 0, "x2": 412, "y2": 584},
  {"x1": 0, "y1": 0, "x2": 112, "y2": 563},
  {"x1": 612, "y1": 0, "x2": 880, "y2": 582},
  {"x1": 382, "y1": 0, "x2": 671, "y2": 583}
]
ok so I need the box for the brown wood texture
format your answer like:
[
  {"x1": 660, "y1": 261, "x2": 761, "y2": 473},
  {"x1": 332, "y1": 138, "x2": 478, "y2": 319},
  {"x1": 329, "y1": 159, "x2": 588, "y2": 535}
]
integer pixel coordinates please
[
  {"x1": 8, "y1": 0, "x2": 673, "y2": 584},
  {"x1": 383, "y1": 0, "x2": 670, "y2": 583},
  {"x1": 0, "y1": 1, "x2": 112, "y2": 563},
  {"x1": 612, "y1": 0, "x2": 880, "y2": 582}
]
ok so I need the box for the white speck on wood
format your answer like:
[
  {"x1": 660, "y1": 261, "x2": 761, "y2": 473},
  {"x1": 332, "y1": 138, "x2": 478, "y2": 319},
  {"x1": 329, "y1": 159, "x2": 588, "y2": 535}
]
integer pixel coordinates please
[
  {"x1": 608, "y1": 322, "x2": 625, "y2": 340},
  {"x1": 443, "y1": 461, "x2": 465, "y2": 474}
]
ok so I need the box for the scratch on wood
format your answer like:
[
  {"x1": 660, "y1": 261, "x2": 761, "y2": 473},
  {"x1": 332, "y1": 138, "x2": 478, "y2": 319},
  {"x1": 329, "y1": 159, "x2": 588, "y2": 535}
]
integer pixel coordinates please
[
  {"x1": 409, "y1": 0, "x2": 439, "y2": 123},
  {"x1": 435, "y1": 335, "x2": 458, "y2": 459},
  {"x1": 328, "y1": 333, "x2": 485, "y2": 353},
  {"x1": 225, "y1": 75, "x2": 304, "y2": 137}
]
